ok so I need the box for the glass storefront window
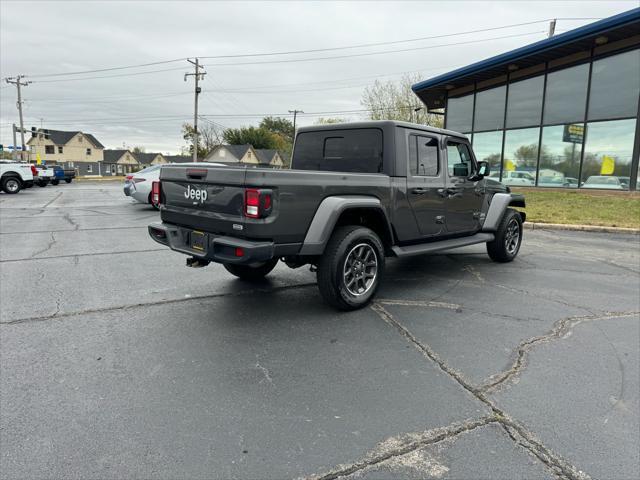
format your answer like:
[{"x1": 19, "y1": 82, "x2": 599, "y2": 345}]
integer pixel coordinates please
[
  {"x1": 538, "y1": 124, "x2": 583, "y2": 187},
  {"x1": 506, "y1": 75, "x2": 544, "y2": 128},
  {"x1": 543, "y1": 63, "x2": 589, "y2": 125},
  {"x1": 446, "y1": 94, "x2": 474, "y2": 133},
  {"x1": 581, "y1": 118, "x2": 636, "y2": 190},
  {"x1": 588, "y1": 49, "x2": 640, "y2": 121},
  {"x1": 472, "y1": 131, "x2": 503, "y2": 177},
  {"x1": 474, "y1": 86, "x2": 506, "y2": 132},
  {"x1": 501, "y1": 128, "x2": 540, "y2": 185}
]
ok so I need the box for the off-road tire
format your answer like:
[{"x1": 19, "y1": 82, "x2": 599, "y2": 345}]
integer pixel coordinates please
[
  {"x1": 316, "y1": 225, "x2": 385, "y2": 311},
  {"x1": 38, "y1": 181, "x2": 47, "y2": 187},
  {"x1": 65, "y1": 179, "x2": 72, "y2": 183},
  {"x1": 51, "y1": 179, "x2": 59, "y2": 185},
  {"x1": 1, "y1": 176, "x2": 22, "y2": 194},
  {"x1": 486, "y1": 208, "x2": 523, "y2": 262},
  {"x1": 224, "y1": 259, "x2": 279, "y2": 281}
]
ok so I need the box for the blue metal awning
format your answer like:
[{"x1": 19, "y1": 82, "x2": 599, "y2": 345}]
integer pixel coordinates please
[{"x1": 412, "y1": 8, "x2": 640, "y2": 109}]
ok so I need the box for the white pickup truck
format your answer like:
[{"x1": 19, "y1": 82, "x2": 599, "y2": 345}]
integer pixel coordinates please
[
  {"x1": 33, "y1": 165, "x2": 55, "y2": 187},
  {"x1": 0, "y1": 161, "x2": 35, "y2": 194}
]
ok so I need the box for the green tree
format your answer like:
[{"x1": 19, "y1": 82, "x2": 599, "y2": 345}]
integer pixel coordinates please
[
  {"x1": 259, "y1": 116, "x2": 294, "y2": 144},
  {"x1": 222, "y1": 126, "x2": 284, "y2": 150},
  {"x1": 361, "y1": 73, "x2": 443, "y2": 128}
]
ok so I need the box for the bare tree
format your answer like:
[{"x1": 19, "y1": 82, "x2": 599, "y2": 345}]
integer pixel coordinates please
[
  {"x1": 182, "y1": 122, "x2": 224, "y2": 158},
  {"x1": 361, "y1": 73, "x2": 443, "y2": 128}
]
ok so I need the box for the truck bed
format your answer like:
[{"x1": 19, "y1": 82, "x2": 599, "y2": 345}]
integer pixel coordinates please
[{"x1": 159, "y1": 164, "x2": 392, "y2": 246}]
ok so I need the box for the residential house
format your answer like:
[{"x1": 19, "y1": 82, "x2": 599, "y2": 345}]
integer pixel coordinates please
[
  {"x1": 102, "y1": 150, "x2": 141, "y2": 176},
  {"x1": 27, "y1": 129, "x2": 105, "y2": 176},
  {"x1": 205, "y1": 144, "x2": 284, "y2": 168},
  {"x1": 164, "y1": 155, "x2": 198, "y2": 164},
  {"x1": 134, "y1": 152, "x2": 167, "y2": 167}
]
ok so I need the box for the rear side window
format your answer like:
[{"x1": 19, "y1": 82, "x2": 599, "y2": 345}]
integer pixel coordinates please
[
  {"x1": 293, "y1": 128, "x2": 383, "y2": 173},
  {"x1": 409, "y1": 134, "x2": 439, "y2": 176}
]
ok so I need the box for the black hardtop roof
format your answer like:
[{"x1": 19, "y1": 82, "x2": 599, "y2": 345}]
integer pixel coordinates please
[{"x1": 295, "y1": 120, "x2": 467, "y2": 140}]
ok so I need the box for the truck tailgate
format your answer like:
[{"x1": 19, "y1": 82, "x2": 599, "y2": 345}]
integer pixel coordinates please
[{"x1": 160, "y1": 165, "x2": 247, "y2": 236}]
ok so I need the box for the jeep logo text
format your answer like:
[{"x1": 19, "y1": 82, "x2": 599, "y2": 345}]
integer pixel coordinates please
[{"x1": 184, "y1": 184, "x2": 208, "y2": 203}]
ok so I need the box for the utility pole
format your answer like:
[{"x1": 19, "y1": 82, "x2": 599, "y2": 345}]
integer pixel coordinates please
[
  {"x1": 185, "y1": 58, "x2": 206, "y2": 162},
  {"x1": 289, "y1": 109, "x2": 304, "y2": 133},
  {"x1": 5, "y1": 75, "x2": 31, "y2": 162},
  {"x1": 548, "y1": 19, "x2": 557, "y2": 38},
  {"x1": 11, "y1": 124, "x2": 18, "y2": 161}
]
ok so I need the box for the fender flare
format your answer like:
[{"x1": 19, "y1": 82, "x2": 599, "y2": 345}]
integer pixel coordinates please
[
  {"x1": 481, "y1": 193, "x2": 526, "y2": 232},
  {"x1": 298, "y1": 196, "x2": 391, "y2": 255}
]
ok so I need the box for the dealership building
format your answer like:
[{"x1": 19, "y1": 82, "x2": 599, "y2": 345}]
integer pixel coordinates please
[{"x1": 412, "y1": 8, "x2": 640, "y2": 190}]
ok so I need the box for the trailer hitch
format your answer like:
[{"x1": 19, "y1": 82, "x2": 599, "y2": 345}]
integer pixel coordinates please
[{"x1": 186, "y1": 257, "x2": 210, "y2": 268}]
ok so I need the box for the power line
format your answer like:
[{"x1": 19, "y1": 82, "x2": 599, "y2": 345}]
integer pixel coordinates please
[
  {"x1": 26, "y1": 58, "x2": 187, "y2": 78},
  {"x1": 202, "y1": 31, "x2": 545, "y2": 67},
  {"x1": 31, "y1": 66, "x2": 188, "y2": 84}
]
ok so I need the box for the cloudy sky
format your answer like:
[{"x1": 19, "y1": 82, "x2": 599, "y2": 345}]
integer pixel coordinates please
[{"x1": 0, "y1": 0, "x2": 636, "y2": 154}]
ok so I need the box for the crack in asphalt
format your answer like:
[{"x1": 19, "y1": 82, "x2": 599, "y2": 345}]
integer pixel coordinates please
[
  {"x1": 29, "y1": 232, "x2": 57, "y2": 258},
  {"x1": 42, "y1": 191, "x2": 63, "y2": 208},
  {"x1": 1, "y1": 247, "x2": 166, "y2": 264},
  {"x1": 1, "y1": 282, "x2": 318, "y2": 326},
  {"x1": 478, "y1": 311, "x2": 640, "y2": 394},
  {"x1": 62, "y1": 213, "x2": 79, "y2": 231},
  {"x1": 369, "y1": 302, "x2": 591, "y2": 480},
  {"x1": 303, "y1": 416, "x2": 497, "y2": 480},
  {"x1": 0, "y1": 225, "x2": 148, "y2": 235}
]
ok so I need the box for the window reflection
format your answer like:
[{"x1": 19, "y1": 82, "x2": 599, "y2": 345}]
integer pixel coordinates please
[
  {"x1": 506, "y1": 75, "x2": 544, "y2": 128},
  {"x1": 581, "y1": 119, "x2": 636, "y2": 190},
  {"x1": 500, "y1": 128, "x2": 540, "y2": 185},
  {"x1": 446, "y1": 94, "x2": 474, "y2": 133},
  {"x1": 543, "y1": 63, "x2": 589, "y2": 125},
  {"x1": 474, "y1": 86, "x2": 506, "y2": 132},
  {"x1": 588, "y1": 49, "x2": 640, "y2": 121},
  {"x1": 538, "y1": 125, "x2": 583, "y2": 187},
  {"x1": 472, "y1": 131, "x2": 503, "y2": 177}
]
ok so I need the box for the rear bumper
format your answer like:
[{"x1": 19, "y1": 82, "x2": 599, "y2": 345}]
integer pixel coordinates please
[{"x1": 148, "y1": 222, "x2": 276, "y2": 264}]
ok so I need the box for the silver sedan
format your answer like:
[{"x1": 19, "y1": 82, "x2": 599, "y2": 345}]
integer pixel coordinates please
[
  {"x1": 124, "y1": 163, "x2": 228, "y2": 208},
  {"x1": 124, "y1": 165, "x2": 161, "y2": 207}
]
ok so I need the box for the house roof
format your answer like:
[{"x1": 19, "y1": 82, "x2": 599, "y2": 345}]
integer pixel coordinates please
[
  {"x1": 103, "y1": 149, "x2": 129, "y2": 163},
  {"x1": 41, "y1": 129, "x2": 105, "y2": 149},
  {"x1": 164, "y1": 155, "x2": 196, "y2": 163},
  {"x1": 255, "y1": 149, "x2": 278, "y2": 164},
  {"x1": 134, "y1": 152, "x2": 163, "y2": 164},
  {"x1": 224, "y1": 144, "x2": 253, "y2": 159},
  {"x1": 412, "y1": 7, "x2": 640, "y2": 109}
]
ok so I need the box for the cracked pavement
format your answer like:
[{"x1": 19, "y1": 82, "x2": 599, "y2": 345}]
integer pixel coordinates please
[{"x1": 1, "y1": 183, "x2": 639, "y2": 479}]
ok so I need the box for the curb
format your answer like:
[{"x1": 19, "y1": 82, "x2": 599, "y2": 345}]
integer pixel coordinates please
[{"x1": 524, "y1": 222, "x2": 640, "y2": 235}]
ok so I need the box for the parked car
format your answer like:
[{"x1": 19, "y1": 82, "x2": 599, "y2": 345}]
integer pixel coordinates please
[
  {"x1": 0, "y1": 160, "x2": 35, "y2": 193},
  {"x1": 50, "y1": 165, "x2": 76, "y2": 185},
  {"x1": 148, "y1": 121, "x2": 526, "y2": 311},
  {"x1": 125, "y1": 163, "x2": 225, "y2": 208},
  {"x1": 537, "y1": 176, "x2": 570, "y2": 188},
  {"x1": 582, "y1": 175, "x2": 626, "y2": 190},
  {"x1": 124, "y1": 165, "x2": 162, "y2": 208},
  {"x1": 33, "y1": 165, "x2": 55, "y2": 187},
  {"x1": 490, "y1": 170, "x2": 536, "y2": 186}
]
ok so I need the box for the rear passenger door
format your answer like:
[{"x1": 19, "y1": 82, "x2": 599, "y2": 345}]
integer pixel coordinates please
[
  {"x1": 406, "y1": 133, "x2": 447, "y2": 237},
  {"x1": 444, "y1": 139, "x2": 483, "y2": 234}
]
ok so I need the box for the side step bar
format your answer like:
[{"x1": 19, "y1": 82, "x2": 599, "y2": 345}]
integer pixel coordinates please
[{"x1": 392, "y1": 233, "x2": 495, "y2": 257}]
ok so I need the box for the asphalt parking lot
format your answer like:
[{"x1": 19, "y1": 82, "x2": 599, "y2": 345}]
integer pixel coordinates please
[{"x1": 1, "y1": 182, "x2": 639, "y2": 480}]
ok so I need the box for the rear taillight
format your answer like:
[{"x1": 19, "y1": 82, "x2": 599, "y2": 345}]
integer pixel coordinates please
[
  {"x1": 30, "y1": 165, "x2": 38, "y2": 176},
  {"x1": 244, "y1": 188, "x2": 273, "y2": 219},
  {"x1": 125, "y1": 175, "x2": 133, "y2": 180},
  {"x1": 151, "y1": 181, "x2": 162, "y2": 206}
]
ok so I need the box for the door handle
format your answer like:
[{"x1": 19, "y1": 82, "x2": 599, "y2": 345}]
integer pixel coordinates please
[
  {"x1": 411, "y1": 187, "x2": 428, "y2": 195},
  {"x1": 438, "y1": 187, "x2": 463, "y2": 198}
]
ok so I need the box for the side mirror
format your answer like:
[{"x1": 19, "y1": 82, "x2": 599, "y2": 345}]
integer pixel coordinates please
[
  {"x1": 477, "y1": 161, "x2": 490, "y2": 177},
  {"x1": 453, "y1": 163, "x2": 469, "y2": 177}
]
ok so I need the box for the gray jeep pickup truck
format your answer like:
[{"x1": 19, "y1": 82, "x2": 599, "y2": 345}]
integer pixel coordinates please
[{"x1": 149, "y1": 121, "x2": 525, "y2": 310}]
